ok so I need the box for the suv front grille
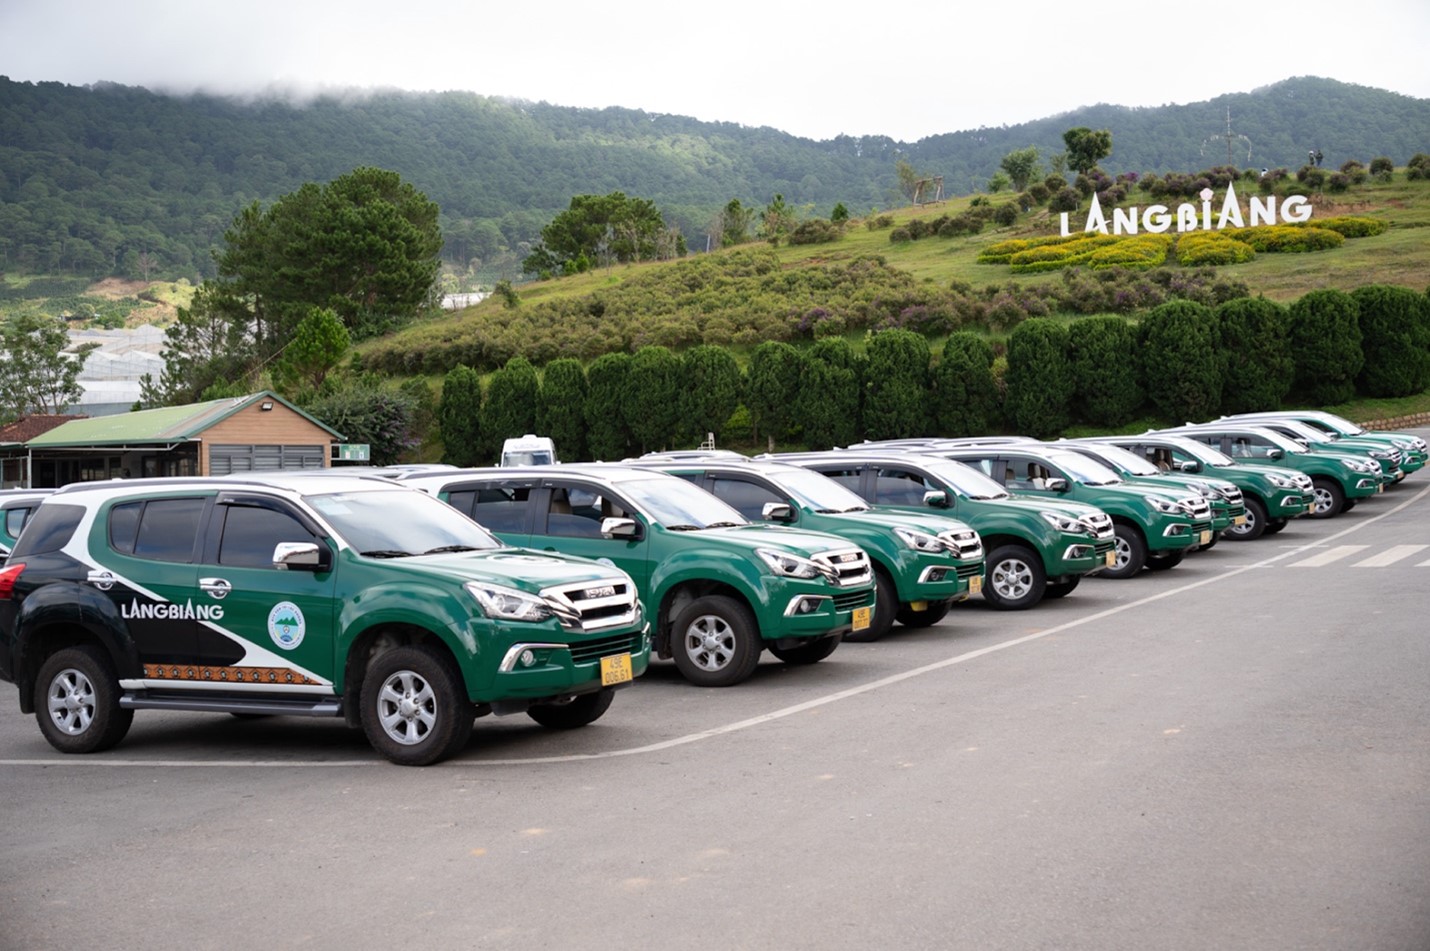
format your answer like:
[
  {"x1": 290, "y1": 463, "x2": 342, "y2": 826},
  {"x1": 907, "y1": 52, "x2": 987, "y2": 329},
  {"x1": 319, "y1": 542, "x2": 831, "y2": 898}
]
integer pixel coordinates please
[
  {"x1": 544, "y1": 579, "x2": 640, "y2": 632},
  {"x1": 1220, "y1": 486, "x2": 1244, "y2": 506},
  {"x1": 1179, "y1": 498, "x2": 1212, "y2": 521},
  {"x1": 813, "y1": 548, "x2": 873, "y2": 587},
  {"x1": 937, "y1": 529, "x2": 983, "y2": 562},
  {"x1": 832, "y1": 589, "x2": 874, "y2": 612},
  {"x1": 1081, "y1": 513, "x2": 1114, "y2": 539}
]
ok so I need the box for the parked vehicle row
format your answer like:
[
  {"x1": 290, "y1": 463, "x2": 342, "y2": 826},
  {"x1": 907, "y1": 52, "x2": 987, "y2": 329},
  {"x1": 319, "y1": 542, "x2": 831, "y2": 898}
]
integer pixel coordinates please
[{"x1": 0, "y1": 410, "x2": 1417, "y2": 766}]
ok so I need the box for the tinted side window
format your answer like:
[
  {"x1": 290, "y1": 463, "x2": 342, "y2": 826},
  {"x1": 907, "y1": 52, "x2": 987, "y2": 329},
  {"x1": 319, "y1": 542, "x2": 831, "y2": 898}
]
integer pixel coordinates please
[
  {"x1": 469, "y1": 486, "x2": 531, "y2": 533},
  {"x1": 4, "y1": 507, "x2": 32, "y2": 539},
  {"x1": 218, "y1": 505, "x2": 319, "y2": 568},
  {"x1": 709, "y1": 478, "x2": 781, "y2": 520},
  {"x1": 545, "y1": 487, "x2": 624, "y2": 538},
  {"x1": 872, "y1": 468, "x2": 931, "y2": 506},
  {"x1": 810, "y1": 467, "x2": 864, "y2": 495},
  {"x1": 109, "y1": 502, "x2": 141, "y2": 553},
  {"x1": 130, "y1": 498, "x2": 206, "y2": 562},
  {"x1": 9, "y1": 503, "x2": 85, "y2": 558}
]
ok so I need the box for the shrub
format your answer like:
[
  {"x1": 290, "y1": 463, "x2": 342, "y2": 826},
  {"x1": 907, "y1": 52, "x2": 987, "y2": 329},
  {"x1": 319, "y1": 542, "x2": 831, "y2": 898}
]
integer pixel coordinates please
[
  {"x1": 1309, "y1": 216, "x2": 1387, "y2": 238},
  {"x1": 1086, "y1": 235, "x2": 1170, "y2": 270},
  {"x1": 1287, "y1": 290, "x2": 1363, "y2": 404},
  {"x1": 585, "y1": 352, "x2": 636, "y2": 460},
  {"x1": 481, "y1": 355, "x2": 541, "y2": 459},
  {"x1": 796, "y1": 337, "x2": 863, "y2": 450},
  {"x1": 1138, "y1": 300, "x2": 1222, "y2": 422},
  {"x1": 889, "y1": 227, "x2": 912, "y2": 243},
  {"x1": 1004, "y1": 318, "x2": 1073, "y2": 438},
  {"x1": 623, "y1": 345, "x2": 684, "y2": 452},
  {"x1": 865, "y1": 214, "x2": 896, "y2": 230},
  {"x1": 1327, "y1": 173, "x2": 1350, "y2": 193},
  {"x1": 1351, "y1": 285, "x2": 1430, "y2": 397},
  {"x1": 993, "y1": 203, "x2": 1019, "y2": 226},
  {"x1": 438, "y1": 365, "x2": 484, "y2": 466},
  {"x1": 863, "y1": 329, "x2": 931, "y2": 439},
  {"x1": 680, "y1": 345, "x2": 743, "y2": 445},
  {"x1": 1176, "y1": 232, "x2": 1256, "y2": 266},
  {"x1": 788, "y1": 218, "x2": 844, "y2": 245},
  {"x1": 1048, "y1": 187, "x2": 1080, "y2": 213},
  {"x1": 933, "y1": 333, "x2": 1000, "y2": 436},
  {"x1": 1369, "y1": 156, "x2": 1394, "y2": 179},
  {"x1": 1027, "y1": 182, "x2": 1051, "y2": 204},
  {"x1": 537, "y1": 358, "x2": 588, "y2": 462},
  {"x1": 831, "y1": 202, "x2": 850, "y2": 222},
  {"x1": 1068, "y1": 316, "x2": 1142, "y2": 427},
  {"x1": 746, "y1": 341, "x2": 805, "y2": 451},
  {"x1": 1234, "y1": 225, "x2": 1344, "y2": 253},
  {"x1": 1216, "y1": 297, "x2": 1293, "y2": 413}
]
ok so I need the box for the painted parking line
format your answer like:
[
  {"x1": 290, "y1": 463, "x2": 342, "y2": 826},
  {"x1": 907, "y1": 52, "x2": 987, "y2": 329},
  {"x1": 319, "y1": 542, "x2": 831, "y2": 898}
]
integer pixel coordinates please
[
  {"x1": 1287, "y1": 545, "x2": 1368, "y2": 568},
  {"x1": 1351, "y1": 544, "x2": 1428, "y2": 568},
  {"x1": 5, "y1": 482, "x2": 1429, "y2": 769}
]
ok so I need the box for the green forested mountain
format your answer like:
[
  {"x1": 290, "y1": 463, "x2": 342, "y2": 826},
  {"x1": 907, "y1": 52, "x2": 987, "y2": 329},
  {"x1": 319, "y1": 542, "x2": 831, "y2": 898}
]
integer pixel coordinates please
[{"x1": 1, "y1": 74, "x2": 1425, "y2": 282}]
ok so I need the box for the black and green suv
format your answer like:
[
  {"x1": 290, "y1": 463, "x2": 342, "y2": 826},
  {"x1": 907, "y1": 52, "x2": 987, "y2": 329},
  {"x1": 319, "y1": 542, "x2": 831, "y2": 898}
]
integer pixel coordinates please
[
  {"x1": 1222, "y1": 410, "x2": 1426, "y2": 476},
  {"x1": 630, "y1": 456, "x2": 984, "y2": 638},
  {"x1": 766, "y1": 450, "x2": 1115, "y2": 609},
  {"x1": 1090, "y1": 434, "x2": 1313, "y2": 541},
  {"x1": 0, "y1": 489, "x2": 54, "y2": 557},
  {"x1": 916, "y1": 445, "x2": 1211, "y2": 577},
  {"x1": 0, "y1": 474, "x2": 649, "y2": 766},
  {"x1": 399, "y1": 465, "x2": 876, "y2": 687}
]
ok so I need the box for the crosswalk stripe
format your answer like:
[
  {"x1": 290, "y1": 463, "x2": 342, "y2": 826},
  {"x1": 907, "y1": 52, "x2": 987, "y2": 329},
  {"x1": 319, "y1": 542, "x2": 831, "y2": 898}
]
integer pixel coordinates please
[
  {"x1": 1352, "y1": 544, "x2": 1429, "y2": 567},
  {"x1": 1288, "y1": 545, "x2": 1368, "y2": 568}
]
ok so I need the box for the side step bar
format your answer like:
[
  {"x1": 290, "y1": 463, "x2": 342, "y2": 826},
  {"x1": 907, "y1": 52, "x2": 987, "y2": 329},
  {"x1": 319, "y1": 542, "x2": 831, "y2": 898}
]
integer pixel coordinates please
[{"x1": 120, "y1": 694, "x2": 343, "y2": 718}]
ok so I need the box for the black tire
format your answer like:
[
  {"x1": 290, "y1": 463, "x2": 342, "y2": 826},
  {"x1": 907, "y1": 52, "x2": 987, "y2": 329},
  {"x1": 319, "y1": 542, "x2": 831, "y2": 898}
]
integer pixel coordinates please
[
  {"x1": 361, "y1": 645, "x2": 474, "y2": 766},
  {"x1": 895, "y1": 600, "x2": 952, "y2": 627},
  {"x1": 1263, "y1": 518, "x2": 1289, "y2": 535},
  {"x1": 34, "y1": 645, "x2": 133, "y2": 754},
  {"x1": 768, "y1": 634, "x2": 841, "y2": 665},
  {"x1": 1342, "y1": 499, "x2": 1358, "y2": 511},
  {"x1": 670, "y1": 595, "x2": 762, "y2": 687},
  {"x1": 845, "y1": 570, "x2": 896, "y2": 642},
  {"x1": 1145, "y1": 551, "x2": 1184, "y2": 571},
  {"x1": 1225, "y1": 496, "x2": 1267, "y2": 541},
  {"x1": 1101, "y1": 524, "x2": 1147, "y2": 579},
  {"x1": 1309, "y1": 477, "x2": 1345, "y2": 519},
  {"x1": 1042, "y1": 578, "x2": 1080, "y2": 599},
  {"x1": 527, "y1": 688, "x2": 615, "y2": 729},
  {"x1": 983, "y1": 544, "x2": 1046, "y2": 610}
]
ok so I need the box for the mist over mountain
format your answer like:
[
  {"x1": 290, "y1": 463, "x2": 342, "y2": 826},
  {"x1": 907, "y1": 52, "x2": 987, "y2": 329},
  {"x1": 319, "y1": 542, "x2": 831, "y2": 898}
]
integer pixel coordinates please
[{"x1": 1, "y1": 74, "x2": 1425, "y2": 280}]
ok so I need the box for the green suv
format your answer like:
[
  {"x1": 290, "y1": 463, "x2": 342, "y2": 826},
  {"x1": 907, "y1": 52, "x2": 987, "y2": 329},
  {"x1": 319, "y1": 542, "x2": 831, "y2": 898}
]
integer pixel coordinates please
[
  {"x1": 1090, "y1": 434, "x2": 1313, "y2": 541},
  {"x1": 766, "y1": 450, "x2": 1115, "y2": 610},
  {"x1": 631, "y1": 456, "x2": 983, "y2": 638},
  {"x1": 1157, "y1": 423, "x2": 1387, "y2": 518},
  {"x1": 399, "y1": 465, "x2": 876, "y2": 687},
  {"x1": 917, "y1": 445, "x2": 1210, "y2": 578},
  {"x1": 0, "y1": 474, "x2": 649, "y2": 766},
  {"x1": 1220, "y1": 411, "x2": 1427, "y2": 476},
  {"x1": 1056, "y1": 440, "x2": 1246, "y2": 542},
  {"x1": 0, "y1": 490, "x2": 54, "y2": 557}
]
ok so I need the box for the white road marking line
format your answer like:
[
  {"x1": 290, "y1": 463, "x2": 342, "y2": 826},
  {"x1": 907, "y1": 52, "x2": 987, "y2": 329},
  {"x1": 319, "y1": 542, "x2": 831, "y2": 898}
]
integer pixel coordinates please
[
  {"x1": 1287, "y1": 545, "x2": 1368, "y2": 568},
  {"x1": 5, "y1": 482, "x2": 1429, "y2": 769},
  {"x1": 1351, "y1": 544, "x2": 1428, "y2": 568}
]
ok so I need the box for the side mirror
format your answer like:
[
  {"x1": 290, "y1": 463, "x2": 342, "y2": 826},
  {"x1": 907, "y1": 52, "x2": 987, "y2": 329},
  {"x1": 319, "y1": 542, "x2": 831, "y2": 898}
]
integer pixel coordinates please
[
  {"x1": 1268, "y1": 449, "x2": 1284, "y2": 460},
  {"x1": 1044, "y1": 477, "x2": 1069, "y2": 492},
  {"x1": 1176, "y1": 460, "x2": 1201, "y2": 473},
  {"x1": 761, "y1": 502, "x2": 795, "y2": 522},
  {"x1": 273, "y1": 541, "x2": 330, "y2": 572},
  {"x1": 601, "y1": 516, "x2": 641, "y2": 539},
  {"x1": 922, "y1": 489, "x2": 949, "y2": 508}
]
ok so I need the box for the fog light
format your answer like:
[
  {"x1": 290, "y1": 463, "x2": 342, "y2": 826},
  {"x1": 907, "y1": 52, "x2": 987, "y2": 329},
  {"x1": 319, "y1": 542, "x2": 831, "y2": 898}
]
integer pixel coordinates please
[{"x1": 519, "y1": 649, "x2": 537, "y2": 668}]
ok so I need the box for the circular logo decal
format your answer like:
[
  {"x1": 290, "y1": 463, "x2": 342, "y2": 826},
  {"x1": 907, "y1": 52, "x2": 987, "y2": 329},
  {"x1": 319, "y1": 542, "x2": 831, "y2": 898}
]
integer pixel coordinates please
[{"x1": 267, "y1": 601, "x2": 306, "y2": 650}]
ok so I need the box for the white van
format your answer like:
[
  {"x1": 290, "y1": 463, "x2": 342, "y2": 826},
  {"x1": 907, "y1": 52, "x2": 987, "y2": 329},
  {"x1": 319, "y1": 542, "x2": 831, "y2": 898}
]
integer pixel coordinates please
[{"x1": 500, "y1": 435, "x2": 558, "y2": 467}]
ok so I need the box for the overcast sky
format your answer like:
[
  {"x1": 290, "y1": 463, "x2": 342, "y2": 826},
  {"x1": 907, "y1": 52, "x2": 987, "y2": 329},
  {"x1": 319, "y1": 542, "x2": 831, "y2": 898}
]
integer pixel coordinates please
[{"x1": 3, "y1": 0, "x2": 1427, "y2": 142}]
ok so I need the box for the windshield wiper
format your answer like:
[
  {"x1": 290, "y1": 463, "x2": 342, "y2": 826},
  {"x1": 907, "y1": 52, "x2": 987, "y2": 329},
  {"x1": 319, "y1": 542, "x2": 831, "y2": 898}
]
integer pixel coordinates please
[
  {"x1": 664, "y1": 523, "x2": 700, "y2": 531},
  {"x1": 839, "y1": 506, "x2": 868, "y2": 513},
  {"x1": 705, "y1": 521, "x2": 742, "y2": 528},
  {"x1": 361, "y1": 549, "x2": 414, "y2": 559},
  {"x1": 422, "y1": 545, "x2": 481, "y2": 555}
]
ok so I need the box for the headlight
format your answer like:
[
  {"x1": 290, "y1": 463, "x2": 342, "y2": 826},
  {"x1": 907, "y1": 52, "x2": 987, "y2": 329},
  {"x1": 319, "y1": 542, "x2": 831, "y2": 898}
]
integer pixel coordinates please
[
  {"x1": 1344, "y1": 459, "x2": 1377, "y2": 473},
  {"x1": 1185, "y1": 480, "x2": 1216, "y2": 499},
  {"x1": 1265, "y1": 473, "x2": 1298, "y2": 488},
  {"x1": 1144, "y1": 494, "x2": 1180, "y2": 514},
  {"x1": 465, "y1": 582, "x2": 554, "y2": 623},
  {"x1": 1368, "y1": 449, "x2": 1392, "y2": 460},
  {"x1": 756, "y1": 548, "x2": 822, "y2": 579},
  {"x1": 894, "y1": 526, "x2": 945, "y2": 552},
  {"x1": 1040, "y1": 510, "x2": 1086, "y2": 533},
  {"x1": 1391, "y1": 439, "x2": 1413, "y2": 450}
]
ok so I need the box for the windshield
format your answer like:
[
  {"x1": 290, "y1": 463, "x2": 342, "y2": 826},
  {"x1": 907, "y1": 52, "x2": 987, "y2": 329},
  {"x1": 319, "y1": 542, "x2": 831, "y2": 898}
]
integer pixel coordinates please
[
  {"x1": 1158, "y1": 437, "x2": 1235, "y2": 467},
  {"x1": 1076, "y1": 443, "x2": 1159, "y2": 476},
  {"x1": 1240, "y1": 428, "x2": 1306, "y2": 453},
  {"x1": 1276, "y1": 421, "x2": 1331, "y2": 443},
  {"x1": 503, "y1": 450, "x2": 554, "y2": 466},
  {"x1": 1043, "y1": 449, "x2": 1121, "y2": 486},
  {"x1": 305, "y1": 488, "x2": 502, "y2": 556},
  {"x1": 920, "y1": 459, "x2": 1009, "y2": 499},
  {"x1": 617, "y1": 477, "x2": 749, "y2": 529},
  {"x1": 772, "y1": 468, "x2": 868, "y2": 512}
]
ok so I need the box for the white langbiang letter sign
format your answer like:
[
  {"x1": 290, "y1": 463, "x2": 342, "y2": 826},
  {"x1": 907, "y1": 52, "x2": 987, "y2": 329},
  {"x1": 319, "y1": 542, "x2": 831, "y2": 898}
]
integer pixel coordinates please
[{"x1": 1060, "y1": 182, "x2": 1313, "y2": 238}]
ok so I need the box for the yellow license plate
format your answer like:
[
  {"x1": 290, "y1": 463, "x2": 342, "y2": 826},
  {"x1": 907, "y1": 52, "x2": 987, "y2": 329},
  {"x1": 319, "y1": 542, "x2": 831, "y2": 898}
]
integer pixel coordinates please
[
  {"x1": 1199, "y1": 530, "x2": 1212, "y2": 546},
  {"x1": 1233, "y1": 515, "x2": 1247, "y2": 526},
  {"x1": 852, "y1": 606, "x2": 872, "y2": 631},
  {"x1": 909, "y1": 600, "x2": 928, "y2": 611},
  {"x1": 969, "y1": 575, "x2": 982, "y2": 595},
  {"x1": 600, "y1": 652, "x2": 633, "y2": 686},
  {"x1": 1105, "y1": 551, "x2": 1116, "y2": 568}
]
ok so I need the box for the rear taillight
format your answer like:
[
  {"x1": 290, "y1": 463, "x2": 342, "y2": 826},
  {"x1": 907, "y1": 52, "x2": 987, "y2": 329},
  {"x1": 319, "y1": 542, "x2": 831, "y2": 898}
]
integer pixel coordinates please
[{"x1": 0, "y1": 563, "x2": 25, "y2": 600}]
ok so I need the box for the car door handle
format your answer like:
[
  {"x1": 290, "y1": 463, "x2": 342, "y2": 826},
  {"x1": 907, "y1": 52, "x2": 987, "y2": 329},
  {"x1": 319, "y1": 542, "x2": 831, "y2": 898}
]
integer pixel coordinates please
[
  {"x1": 86, "y1": 570, "x2": 116, "y2": 591},
  {"x1": 200, "y1": 577, "x2": 232, "y2": 600}
]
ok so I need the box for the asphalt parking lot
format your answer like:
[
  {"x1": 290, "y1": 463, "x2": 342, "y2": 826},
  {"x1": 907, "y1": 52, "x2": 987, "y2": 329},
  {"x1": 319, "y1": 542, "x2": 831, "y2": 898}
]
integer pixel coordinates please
[{"x1": 2, "y1": 440, "x2": 1429, "y2": 951}]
